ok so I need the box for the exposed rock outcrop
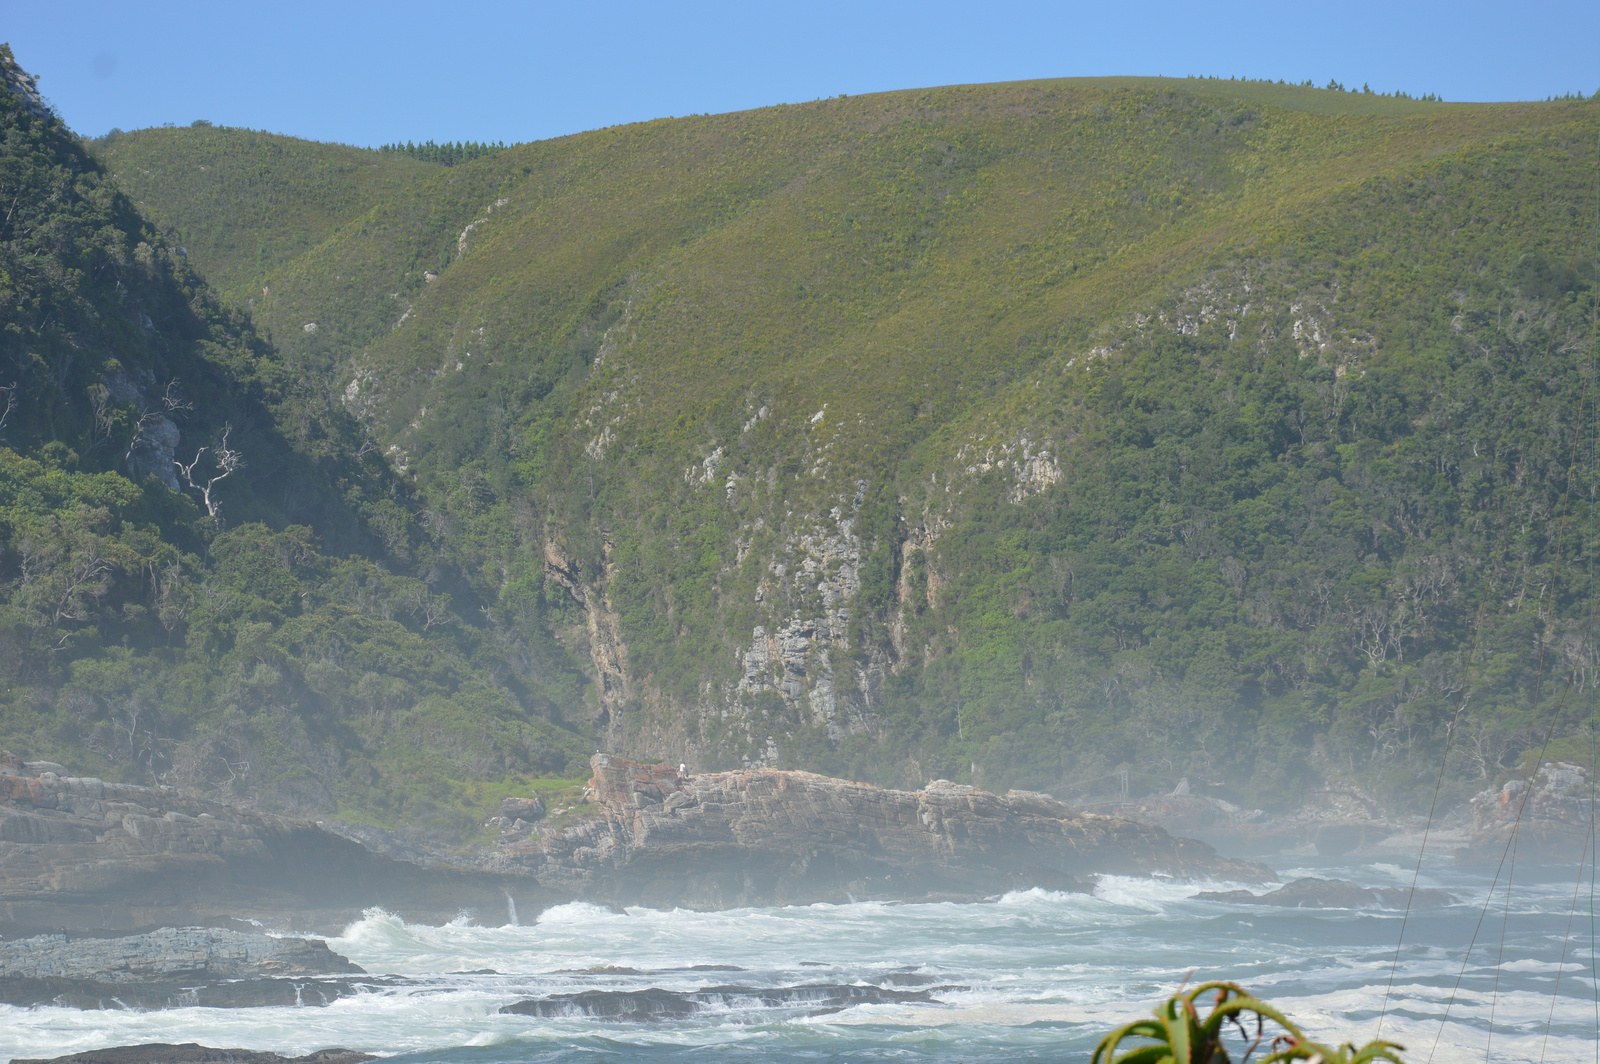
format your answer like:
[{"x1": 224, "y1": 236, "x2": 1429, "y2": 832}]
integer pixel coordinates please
[
  {"x1": 504, "y1": 755, "x2": 1272, "y2": 908},
  {"x1": 0, "y1": 44, "x2": 51, "y2": 120},
  {"x1": 0, "y1": 926, "x2": 361, "y2": 982},
  {"x1": 1194, "y1": 876, "x2": 1456, "y2": 909},
  {"x1": 1082, "y1": 783, "x2": 1445, "y2": 857},
  {"x1": 0, "y1": 754, "x2": 563, "y2": 934},
  {"x1": 14, "y1": 1047, "x2": 374, "y2": 1064},
  {"x1": 0, "y1": 927, "x2": 368, "y2": 1009},
  {"x1": 500, "y1": 982, "x2": 940, "y2": 1021},
  {"x1": 1458, "y1": 762, "x2": 1595, "y2": 864}
]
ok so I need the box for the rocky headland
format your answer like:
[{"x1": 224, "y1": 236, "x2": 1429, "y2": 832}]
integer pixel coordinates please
[
  {"x1": 0, "y1": 752, "x2": 560, "y2": 935},
  {"x1": 3, "y1": 748, "x2": 1277, "y2": 938},
  {"x1": 502, "y1": 755, "x2": 1273, "y2": 907}
]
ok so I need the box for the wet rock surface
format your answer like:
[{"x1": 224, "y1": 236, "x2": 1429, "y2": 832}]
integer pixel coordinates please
[
  {"x1": 0, "y1": 974, "x2": 383, "y2": 1010},
  {"x1": 500, "y1": 982, "x2": 941, "y2": 1020},
  {"x1": 506, "y1": 754, "x2": 1273, "y2": 908},
  {"x1": 1194, "y1": 876, "x2": 1456, "y2": 908},
  {"x1": 0, "y1": 926, "x2": 362, "y2": 982},
  {"x1": 13, "y1": 1046, "x2": 374, "y2": 1064},
  {"x1": 0, "y1": 926, "x2": 371, "y2": 1009}
]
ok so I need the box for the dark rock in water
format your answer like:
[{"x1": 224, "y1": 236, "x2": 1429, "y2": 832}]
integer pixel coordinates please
[
  {"x1": 0, "y1": 974, "x2": 381, "y2": 1009},
  {"x1": 559, "y1": 964, "x2": 645, "y2": 975},
  {"x1": 0, "y1": 926, "x2": 374, "y2": 1009},
  {"x1": 671, "y1": 963, "x2": 745, "y2": 972},
  {"x1": 13, "y1": 1046, "x2": 373, "y2": 1064},
  {"x1": 504, "y1": 754, "x2": 1273, "y2": 909},
  {"x1": 505, "y1": 986, "x2": 700, "y2": 1021},
  {"x1": 1194, "y1": 876, "x2": 1455, "y2": 908},
  {"x1": 0, "y1": 926, "x2": 363, "y2": 982},
  {"x1": 500, "y1": 982, "x2": 938, "y2": 1020}
]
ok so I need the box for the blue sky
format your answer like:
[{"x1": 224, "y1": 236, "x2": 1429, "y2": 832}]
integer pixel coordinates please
[{"x1": 8, "y1": 1, "x2": 1598, "y2": 146}]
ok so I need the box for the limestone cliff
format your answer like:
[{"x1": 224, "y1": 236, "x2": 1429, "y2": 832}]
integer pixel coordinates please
[{"x1": 507, "y1": 755, "x2": 1273, "y2": 908}]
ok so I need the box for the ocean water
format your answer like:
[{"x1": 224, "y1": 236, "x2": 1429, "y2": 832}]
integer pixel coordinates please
[{"x1": 3, "y1": 857, "x2": 1597, "y2": 1064}]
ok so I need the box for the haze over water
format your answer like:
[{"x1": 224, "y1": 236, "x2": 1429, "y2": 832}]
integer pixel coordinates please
[{"x1": 3, "y1": 858, "x2": 1595, "y2": 1064}]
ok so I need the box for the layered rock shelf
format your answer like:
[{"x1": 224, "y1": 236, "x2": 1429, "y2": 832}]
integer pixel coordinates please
[
  {"x1": 0, "y1": 753, "x2": 560, "y2": 934},
  {"x1": 13, "y1": 1047, "x2": 375, "y2": 1064},
  {"x1": 0, "y1": 927, "x2": 369, "y2": 1009},
  {"x1": 508, "y1": 755, "x2": 1273, "y2": 907}
]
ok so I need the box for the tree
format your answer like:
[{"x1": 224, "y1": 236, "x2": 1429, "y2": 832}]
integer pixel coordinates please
[{"x1": 175, "y1": 423, "x2": 243, "y2": 520}]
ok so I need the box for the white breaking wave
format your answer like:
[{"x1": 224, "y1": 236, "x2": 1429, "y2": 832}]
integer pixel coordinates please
[{"x1": 2, "y1": 857, "x2": 1594, "y2": 1064}]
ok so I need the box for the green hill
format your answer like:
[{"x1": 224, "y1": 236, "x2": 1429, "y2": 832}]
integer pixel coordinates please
[
  {"x1": 42, "y1": 64, "x2": 1600, "y2": 818},
  {"x1": 90, "y1": 122, "x2": 443, "y2": 305},
  {"x1": 0, "y1": 44, "x2": 590, "y2": 838}
]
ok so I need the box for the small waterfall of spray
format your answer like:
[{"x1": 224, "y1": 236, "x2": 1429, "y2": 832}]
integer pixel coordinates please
[{"x1": 505, "y1": 889, "x2": 519, "y2": 926}]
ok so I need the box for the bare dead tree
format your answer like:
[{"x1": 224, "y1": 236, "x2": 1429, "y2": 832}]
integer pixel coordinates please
[
  {"x1": 175, "y1": 423, "x2": 243, "y2": 519},
  {"x1": 125, "y1": 378, "x2": 194, "y2": 468},
  {"x1": 52, "y1": 546, "x2": 114, "y2": 624},
  {"x1": 159, "y1": 379, "x2": 193, "y2": 416},
  {"x1": 0, "y1": 380, "x2": 18, "y2": 435},
  {"x1": 87, "y1": 382, "x2": 114, "y2": 452}
]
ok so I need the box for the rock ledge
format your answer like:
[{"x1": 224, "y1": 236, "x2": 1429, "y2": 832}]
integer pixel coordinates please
[{"x1": 505, "y1": 754, "x2": 1272, "y2": 907}]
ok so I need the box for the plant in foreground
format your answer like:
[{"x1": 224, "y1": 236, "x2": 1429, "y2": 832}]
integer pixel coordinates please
[{"x1": 1092, "y1": 981, "x2": 1405, "y2": 1064}]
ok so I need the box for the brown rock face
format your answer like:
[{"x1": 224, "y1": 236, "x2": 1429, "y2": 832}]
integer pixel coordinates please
[
  {"x1": 0, "y1": 760, "x2": 561, "y2": 934},
  {"x1": 511, "y1": 755, "x2": 1272, "y2": 908},
  {"x1": 1458, "y1": 762, "x2": 1594, "y2": 865}
]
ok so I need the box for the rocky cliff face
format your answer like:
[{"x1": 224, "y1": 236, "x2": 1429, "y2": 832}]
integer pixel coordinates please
[
  {"x1": 506, "y1": 755, "x2": 1272, "y2": 908},
  {"x1": 1458, "y1": 761, "x2": 1594, "y2": 864},
  {"x1": 0, "y1": 753, "x2": 560, "y2": 934}
]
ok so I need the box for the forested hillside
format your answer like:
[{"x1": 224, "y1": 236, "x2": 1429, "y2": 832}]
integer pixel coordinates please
[
  {"x1": 0, "y1": 45, "x2": 589, "y2": 839},
  {"x1": 13, "y1": 44, "x2": 1600, "y2": 824}
]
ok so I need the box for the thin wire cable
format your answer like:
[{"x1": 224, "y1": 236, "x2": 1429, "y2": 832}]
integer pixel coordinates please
[
  {"x1": 1427, "y1": 156, "x2": 1600, "y2": 1062},
  {"x1": 1591, "y1": 704, "x2": 1598, "y2": 1064},
  {"x1": 1376, "y1": 186, "x2": 1596, "y2": 1033},
  {"x1": 1487, "y1": 310, "x2": 1600, "y2": 1058},
  {"x1": 1490, "y1": 136, "x2": 1600, "y2": 1057},
  {"x1": 1541, "y1": 788, "x2": 1596, "y2": 1061}
]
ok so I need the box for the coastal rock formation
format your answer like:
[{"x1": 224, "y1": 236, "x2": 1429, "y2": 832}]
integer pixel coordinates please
[
  {"x1": 0, "y1": 926, "x2": 362, "y2": 982},
  {"x1": 508, "y1": 755, "x2": 1273, "y2": 907},
  {"x1": 1194, "y1": 876, "x2": 1456, "y2": 909},
  {"x1": 1082, "y1": 783, "x2": 1415, "y2": 857},
  {"x1": 0, "y1": 927, "x2": 369, "y2": 1009},
  {"x1": 0, "y1": 753, "x2": 561, "y2": 934},
  {"x1": 1457, "y1": 762, "x2": 1593, "y2": 864},
  {"x1": 13, "y1": 1047, "x2": 374, "y2": 1064}
]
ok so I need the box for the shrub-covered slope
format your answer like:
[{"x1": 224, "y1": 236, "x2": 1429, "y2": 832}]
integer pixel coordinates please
[
  {"x1": 0, "y1": 45, "x2": 590, "y2": 837},
  {"x1": 89, "y1": 123, "x2": 442, "y2": 305},
  {"x1": 71, "y1": 73, "x2": 1600, "y2": 815}
]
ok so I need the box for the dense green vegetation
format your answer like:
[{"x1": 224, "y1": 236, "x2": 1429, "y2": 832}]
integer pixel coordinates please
[
  {"x1": 0, "y1": 45, "x2": 590, "y2": 838},
  {"x1": 379, "y1": 140, "x2": 508, "y2": 166},
  {"x1": 1094, "y1": 982, "x2": 1403, "y2": 1063},
  {"x1": 15, "y1": 52, "x2": 1600, "y2": 824},
  {"x1": 90, "y1": 122, "x2": 439, "y2": 304}
]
